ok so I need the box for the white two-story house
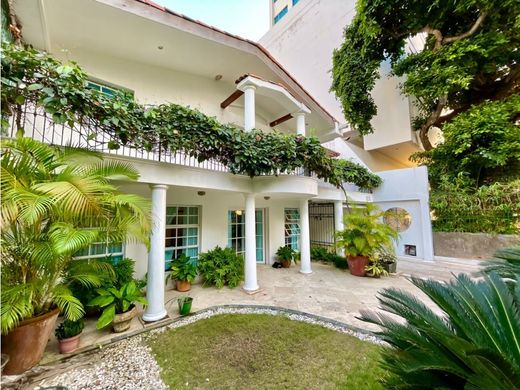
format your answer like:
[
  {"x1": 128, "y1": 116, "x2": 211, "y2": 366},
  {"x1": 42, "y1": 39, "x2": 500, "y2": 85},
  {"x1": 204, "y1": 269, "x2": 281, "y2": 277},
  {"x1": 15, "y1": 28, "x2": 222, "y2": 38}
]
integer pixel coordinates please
[{"x1": 10, "y1": 0, "x2": 433, "y2": 323}]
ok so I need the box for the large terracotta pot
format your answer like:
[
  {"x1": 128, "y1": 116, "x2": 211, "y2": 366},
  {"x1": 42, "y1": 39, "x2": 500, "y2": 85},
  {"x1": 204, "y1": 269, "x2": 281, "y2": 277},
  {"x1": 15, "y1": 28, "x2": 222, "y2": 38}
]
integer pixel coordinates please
[
  {"x1": 347, "y1": 255, "x2": 369, "y2": 277},
  {"x1": 1, "y1": 308, "x2": 60, "y2": 375},
  {"x1": 112, "y1": 305, "x2": 137, "y2": 333},
  {"x1": 58, "y1": 334, "x2": 81, "y2": 354},
  {"x1": 281, "y1": 260, "x2": 291, "y2": 268},
  {"x1": 176, "y1": 280, "x2": 191, "y2": 292}
]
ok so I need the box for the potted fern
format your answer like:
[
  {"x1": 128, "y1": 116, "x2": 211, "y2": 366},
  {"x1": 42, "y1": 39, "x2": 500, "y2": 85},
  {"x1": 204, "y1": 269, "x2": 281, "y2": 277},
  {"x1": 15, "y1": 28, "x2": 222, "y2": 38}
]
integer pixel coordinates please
[
  {"x1": 55, "y1": 319, "x2": 84, "y2": 354},
  {"x1": 0, "y1": 137, "x2": 151, "y2": 374},
  {"x1": 336, "y1": 204, "x2": 398, "y2": 277},
  {"x1": 276, "y1": 246, "x2": 295, "y2": 268},
  {"x1": 170, "y1": 253, "x2": 198, "y2": 292},
  {"x1": 88, "y1": 281, "x2": 147, "y2": 333}
]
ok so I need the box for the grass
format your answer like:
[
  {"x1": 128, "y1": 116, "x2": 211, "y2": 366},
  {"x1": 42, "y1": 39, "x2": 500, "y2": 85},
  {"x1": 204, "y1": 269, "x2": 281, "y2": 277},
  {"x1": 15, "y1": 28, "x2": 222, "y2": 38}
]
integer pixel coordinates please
[{"x1": 148, "y1": 314, "x2": 385, "y2": 389}]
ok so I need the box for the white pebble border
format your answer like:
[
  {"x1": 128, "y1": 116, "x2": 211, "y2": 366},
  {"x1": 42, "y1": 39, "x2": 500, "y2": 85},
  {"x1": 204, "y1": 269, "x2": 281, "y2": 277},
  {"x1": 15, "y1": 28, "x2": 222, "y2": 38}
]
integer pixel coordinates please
[{"x1": 32, "y1": 305, "x2": 382, "y2": 390}]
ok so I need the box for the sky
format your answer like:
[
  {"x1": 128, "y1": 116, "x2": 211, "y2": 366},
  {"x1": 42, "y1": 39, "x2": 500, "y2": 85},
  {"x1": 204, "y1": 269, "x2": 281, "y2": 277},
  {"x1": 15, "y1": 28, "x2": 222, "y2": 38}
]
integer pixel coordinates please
[{"x1": 154, "y1": 0, "x2": 270, "y2": 41}]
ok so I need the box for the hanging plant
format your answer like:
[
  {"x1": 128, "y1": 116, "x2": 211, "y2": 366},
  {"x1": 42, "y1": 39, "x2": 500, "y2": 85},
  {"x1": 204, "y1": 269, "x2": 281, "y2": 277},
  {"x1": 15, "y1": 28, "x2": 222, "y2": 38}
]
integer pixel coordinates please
[{"x1": 0, "y1": 43, "x2": 382, "y2": 190}]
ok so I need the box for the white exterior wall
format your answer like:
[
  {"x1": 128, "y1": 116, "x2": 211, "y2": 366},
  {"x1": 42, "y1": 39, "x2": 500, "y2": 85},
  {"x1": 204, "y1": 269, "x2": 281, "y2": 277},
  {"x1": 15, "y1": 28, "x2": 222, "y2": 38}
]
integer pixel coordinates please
[
  {"x1": 121, "y1": 183, "x2": 300, "y2": 278},
  {"x1": 52, "y1": 48, "x2": 274, "y2": 133},
  {"x1": 372, "y1": 166, "x2": 434, "y2": 261},
  {"x1": 260, "y1": 0, "x2": 419, "y2": 162}
]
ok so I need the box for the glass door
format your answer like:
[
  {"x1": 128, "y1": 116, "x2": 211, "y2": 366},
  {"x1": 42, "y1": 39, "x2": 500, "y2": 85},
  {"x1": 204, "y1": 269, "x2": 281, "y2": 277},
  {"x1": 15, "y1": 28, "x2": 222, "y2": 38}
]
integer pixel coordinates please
[{"x1": 227, "y1": 209, "x2": 266, "y2": 263}]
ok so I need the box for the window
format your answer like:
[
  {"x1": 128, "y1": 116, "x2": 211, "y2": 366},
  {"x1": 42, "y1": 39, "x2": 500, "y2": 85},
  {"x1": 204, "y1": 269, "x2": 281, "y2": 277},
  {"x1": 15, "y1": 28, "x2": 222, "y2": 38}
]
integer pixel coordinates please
[
  {"x1": 227, "y1": 209, "x2": 265, "y2": 262},
  {"x1": 274, "y1": 6, "x2": 288, "y2": 24},
  {"x1": 292, "y1": 0, "x2": 299, "y2": 5},
  {"x1": 165, "y1": 206, "x2": 200, "y2": 267},
  {"x1": 284, "y1": 208, "x2": 300, "y2": 250},
  {"x1": 74, "y1": 241, "x2": 124, "y2": 263},
  {"x1": 86, "y1": 80, "x2": 120, "y2": 98}
]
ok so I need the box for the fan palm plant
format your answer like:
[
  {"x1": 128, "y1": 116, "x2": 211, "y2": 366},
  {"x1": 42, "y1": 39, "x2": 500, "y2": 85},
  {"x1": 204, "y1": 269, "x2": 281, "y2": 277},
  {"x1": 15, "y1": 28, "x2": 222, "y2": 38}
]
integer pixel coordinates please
[
  {"x1": 1, "y1": 135, "x2": 151, "y2": 334},
  {"x1": 359, "y1": 273, "x2": 520, "y2": 389},
  {"x1": 482, "y1": 246, "x2": 520, "y2": 287}
]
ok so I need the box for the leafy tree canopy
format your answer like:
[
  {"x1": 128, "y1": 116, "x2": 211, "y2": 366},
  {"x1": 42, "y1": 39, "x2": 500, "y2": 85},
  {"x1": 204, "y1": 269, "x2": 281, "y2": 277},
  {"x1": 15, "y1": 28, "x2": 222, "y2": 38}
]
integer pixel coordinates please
[
  {"x1": 332, "y1": 0, "x2": 520, "y2": 151},
  {"x1": 0, "y1": 43, "x2": 382, "y2": 191}
]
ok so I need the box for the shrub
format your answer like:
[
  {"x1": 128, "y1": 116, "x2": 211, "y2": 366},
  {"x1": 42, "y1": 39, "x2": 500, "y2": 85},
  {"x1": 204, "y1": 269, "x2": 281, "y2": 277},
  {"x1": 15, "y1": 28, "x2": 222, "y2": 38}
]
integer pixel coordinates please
[
  {"x1": 198, "y1": 247, "x2": 244, "y2": 289},
  {"x1": 310, "y1": 247, "x2": 330, "y2": 262},
  {"x1": 333, "y1": 256, "x2": 348, "y2": 269},
  {"x1": 360, "y1": 273, "x2": 520, "y2": 388},
  {"x1": 276, "y1": 246, "x2": 295, "y2": 263},
  {"x1": 54, "y1": 319, "x2": 84, "y2": 340},
  {"x1": 170, "y1": 253, "x2": 198, "y2": 283}
]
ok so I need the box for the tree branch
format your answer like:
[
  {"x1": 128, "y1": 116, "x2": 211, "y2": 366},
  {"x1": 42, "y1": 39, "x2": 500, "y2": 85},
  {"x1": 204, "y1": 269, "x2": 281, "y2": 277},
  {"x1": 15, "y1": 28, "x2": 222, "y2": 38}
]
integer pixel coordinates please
[
  {"x1": 418, "y1": 96, "x2": 447, "y2": 150},
  {"x1": 443, "y1": 12, "x2": 488, "y2": 44},
  {"x1": 420, "y1": 26, "x2": 443, "y2": 50}
]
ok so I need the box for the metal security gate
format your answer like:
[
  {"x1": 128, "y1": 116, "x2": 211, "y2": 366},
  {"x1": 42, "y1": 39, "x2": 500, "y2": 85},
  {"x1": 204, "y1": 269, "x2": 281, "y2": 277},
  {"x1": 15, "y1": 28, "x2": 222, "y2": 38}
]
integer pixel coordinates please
[{"x1": 309, "y1": 202, "x2": 335, "y2": 250}]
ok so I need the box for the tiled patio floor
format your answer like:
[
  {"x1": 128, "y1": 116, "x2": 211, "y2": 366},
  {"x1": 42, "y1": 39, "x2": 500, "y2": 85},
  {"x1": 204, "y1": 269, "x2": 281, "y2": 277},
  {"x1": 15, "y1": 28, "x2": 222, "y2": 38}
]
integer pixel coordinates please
[{"x1": 41, "y1": 257, "x2": 482, "y2": 365}]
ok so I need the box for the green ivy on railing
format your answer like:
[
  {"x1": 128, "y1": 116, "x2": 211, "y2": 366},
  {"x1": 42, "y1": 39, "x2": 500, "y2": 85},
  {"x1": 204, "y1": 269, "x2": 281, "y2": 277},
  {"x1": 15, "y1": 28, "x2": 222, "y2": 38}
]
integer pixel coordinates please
[{"x1": 0, "y1": 43, "x2": 382, "y2": 190}]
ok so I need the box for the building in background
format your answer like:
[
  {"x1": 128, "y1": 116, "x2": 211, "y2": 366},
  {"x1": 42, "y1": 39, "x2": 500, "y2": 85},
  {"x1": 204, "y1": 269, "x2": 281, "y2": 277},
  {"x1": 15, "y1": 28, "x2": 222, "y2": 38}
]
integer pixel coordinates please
[{"x1": 261, "y1": 0, "x2": 424, "y2": 171}]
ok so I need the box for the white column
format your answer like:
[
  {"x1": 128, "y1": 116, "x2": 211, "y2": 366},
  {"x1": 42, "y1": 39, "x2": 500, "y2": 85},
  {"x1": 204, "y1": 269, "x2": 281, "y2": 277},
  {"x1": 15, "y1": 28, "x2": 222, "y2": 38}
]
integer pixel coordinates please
[
  {"x1": 243, "y1": 193, "x2": 259, "y2": 291},
  {"x1": 143, "y1": 184, "x2": 168, "y2": 322},
  {"x1": 299, "y1": 199, "x2": 312, "y2": 274},
  {"x1": 334, "y1": 200, "x2": 345, "y2": 256},
  {"x1": 244, "y1": 85, "x2": 256, "y2": 132},
  {"x1": 296, "y1": 111, "x2": 306, "y2": 136}
]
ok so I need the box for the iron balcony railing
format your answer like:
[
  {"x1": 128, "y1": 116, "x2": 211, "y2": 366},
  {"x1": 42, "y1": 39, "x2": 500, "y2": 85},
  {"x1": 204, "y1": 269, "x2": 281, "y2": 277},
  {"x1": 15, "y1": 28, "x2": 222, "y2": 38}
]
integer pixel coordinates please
[{"x1": 6, "y1": 101, "x2": 307, "y2": 177}]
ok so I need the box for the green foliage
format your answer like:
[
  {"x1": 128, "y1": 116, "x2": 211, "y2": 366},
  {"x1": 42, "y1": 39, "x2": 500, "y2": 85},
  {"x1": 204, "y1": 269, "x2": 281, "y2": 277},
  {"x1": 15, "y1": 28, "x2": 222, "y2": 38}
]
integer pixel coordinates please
[
  {"x1": 0, "y1": 136, "x2": 150, "y2": 334},
  {"x1": 197, "y1": 247, "x2": 244, "y2": 289},
  {"x1": 360, "y1": 273, "x2": 520, "y2": 388},
  {"x1": 333, "y1": 256, "x2": 349, "y2": 270},
  {"x1": 483, "y1": 247, "x2": 520, "y2": 287},
  {"x1": 0, "y1": 43, "x2": 381, "y2": 191},
  {"x1": 336, "y1": 204, "x2": 398, "y2": 257},
  {"x1": 413, "y1": 95, "x2": 520, "y2": 186},
  {"x1": 54, "y1": 319, "x2": 84, "y2": 340},
  {"x1": 276, "y1": 245, "x2": 295, "y2": 262},
  {"x1": 69, "y1": 258, "x2": 137, "y2": 309},
  {"x1": 430, "y1": 178, "x2": 520, "y2": 233},
  {"x1": 170, "y1": 253, "x2": 198, "y2": 283},
  {"x1": 364, "y1": 260, "x2": 388, "y2": 278},
  {"x1": 332, "y1": 0, "x2": 519, "y2": 152},
  {"x1": 88, "y1": 281, "x2": 147, "y2": 329}
]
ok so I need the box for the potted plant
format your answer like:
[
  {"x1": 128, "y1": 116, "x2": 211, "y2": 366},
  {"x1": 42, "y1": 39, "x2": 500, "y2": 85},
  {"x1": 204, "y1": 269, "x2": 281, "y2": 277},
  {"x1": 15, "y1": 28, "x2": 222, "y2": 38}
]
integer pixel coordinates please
[
  {"x1": 336, "y1": 204, "x2": 398, "y2": 277},
  {"x1": 55, "y1": 319, "x2": 84, "y2": 354},
  {"x1": 377, "y1": 246, "x2": 397, "y2": 273},
  {"x1": 0, "y1": 137, "x2": 151, "y2": 374},
  {"x1": 276, "y1": 246, "x2": 295, "y2": 268},
  {"x1": 170, "y1": 253, "x2": 198, "y2": 292},
  {"x1": 177, "y1": 296, "x2": 193, "y2": 316},
  {"x1": 365, "y1": 259, "x2": 389, "y2": 278},
  {"x1": 89, "y1": 281, "x2": 147, "y2": 333}
]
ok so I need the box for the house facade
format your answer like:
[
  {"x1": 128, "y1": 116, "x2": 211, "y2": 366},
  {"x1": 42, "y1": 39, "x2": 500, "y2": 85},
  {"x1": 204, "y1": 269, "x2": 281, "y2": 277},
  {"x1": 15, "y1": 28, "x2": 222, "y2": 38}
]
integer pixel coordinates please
[{"x1": 10, "y1": 0, "x2": 433, "y2": 323}]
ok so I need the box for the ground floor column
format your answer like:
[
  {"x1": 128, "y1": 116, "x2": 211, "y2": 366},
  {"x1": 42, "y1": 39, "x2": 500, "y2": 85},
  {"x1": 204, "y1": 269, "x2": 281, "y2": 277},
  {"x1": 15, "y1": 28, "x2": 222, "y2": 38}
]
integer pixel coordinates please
[
  {"x1": 299, "y1": 199, "x2": 312, "y2": 274},
  {"x1": 143, "y1": 184, "x2": 168, "y2": 322},
  {"x1": 334, "y1": 200, "x2": 345, "y2": 256},
  {"x1": 243, "y1": 193, "x2": 259, "y2": 291}
]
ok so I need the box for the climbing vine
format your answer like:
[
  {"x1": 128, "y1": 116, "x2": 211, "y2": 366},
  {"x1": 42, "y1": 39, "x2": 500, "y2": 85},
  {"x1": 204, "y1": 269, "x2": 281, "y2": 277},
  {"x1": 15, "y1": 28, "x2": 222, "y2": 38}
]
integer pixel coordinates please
[{"x1": 0, "y1": 43, "x2": 381, "y2": 190}]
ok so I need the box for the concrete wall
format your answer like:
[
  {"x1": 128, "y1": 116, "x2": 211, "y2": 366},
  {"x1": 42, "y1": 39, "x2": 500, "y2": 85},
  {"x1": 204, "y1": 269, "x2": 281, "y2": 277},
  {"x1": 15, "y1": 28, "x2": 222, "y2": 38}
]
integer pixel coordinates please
[
  {"x1": 373, "y1": 166, "x2": 434, "y2": 261},
  {"x1": 433, "y1": 232, "x2": 520, "y2": 260}
]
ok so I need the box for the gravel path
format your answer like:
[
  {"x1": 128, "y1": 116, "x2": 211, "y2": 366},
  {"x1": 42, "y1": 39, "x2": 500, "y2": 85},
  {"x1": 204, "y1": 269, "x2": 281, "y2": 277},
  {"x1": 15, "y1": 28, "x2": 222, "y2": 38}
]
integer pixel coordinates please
[{"x1": 34, "y1": 336, "x2": 167, "y2": 390}]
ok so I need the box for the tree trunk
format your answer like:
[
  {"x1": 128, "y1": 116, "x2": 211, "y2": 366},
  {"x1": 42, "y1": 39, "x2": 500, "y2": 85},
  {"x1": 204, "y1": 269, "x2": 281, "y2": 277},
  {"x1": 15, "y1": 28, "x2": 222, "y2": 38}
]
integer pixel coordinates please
[{"x1": 418, "y1": 127, "x2": 433, "y2": 151}]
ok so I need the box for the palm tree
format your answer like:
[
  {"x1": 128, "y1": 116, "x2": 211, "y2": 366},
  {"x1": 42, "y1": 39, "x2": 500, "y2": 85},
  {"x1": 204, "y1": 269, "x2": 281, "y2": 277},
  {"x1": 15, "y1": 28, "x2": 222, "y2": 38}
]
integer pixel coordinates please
[
  {"x1": 1, "y1": 135, "x2": 151, "y2": 334},
  {"x1": 360, "y1": 273, "x2": 520, "y2": 389}
]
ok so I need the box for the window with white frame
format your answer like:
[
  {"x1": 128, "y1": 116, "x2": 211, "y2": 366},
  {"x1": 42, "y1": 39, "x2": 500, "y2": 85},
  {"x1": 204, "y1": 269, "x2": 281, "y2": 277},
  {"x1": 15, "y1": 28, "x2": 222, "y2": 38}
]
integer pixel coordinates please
[
  {"x1": 227, "y1": 209, "x2": 265, "y2": 262},
  {"x1": 284, "y1": 208, "x2": 300, "y2": 250},
  {"x1": 165, "y1": 206, "x2": 200, "y2": 268},
  {"x1": 73, "y1": 240, "x2": 124, "y2": 263}
]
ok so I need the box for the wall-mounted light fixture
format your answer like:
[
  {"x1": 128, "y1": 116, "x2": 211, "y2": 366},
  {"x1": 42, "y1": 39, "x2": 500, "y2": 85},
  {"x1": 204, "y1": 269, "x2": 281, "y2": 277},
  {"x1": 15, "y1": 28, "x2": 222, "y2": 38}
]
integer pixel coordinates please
[
  {"x1": 264, "y1": 196, "x2": 271, "y2": 200},
  {"x1": 235, "y1": 210, "x2": 243, "y2": 216},
  {"x1": 197, "y1": 191, "x2": 206, "y2": 196}
]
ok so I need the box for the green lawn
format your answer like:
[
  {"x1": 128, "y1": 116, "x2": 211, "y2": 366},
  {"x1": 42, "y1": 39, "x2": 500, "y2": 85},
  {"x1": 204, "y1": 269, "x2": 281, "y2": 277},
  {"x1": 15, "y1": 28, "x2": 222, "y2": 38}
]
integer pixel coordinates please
[{"x1": 148, "y1": 314, "x2": 385, "y2": 389}]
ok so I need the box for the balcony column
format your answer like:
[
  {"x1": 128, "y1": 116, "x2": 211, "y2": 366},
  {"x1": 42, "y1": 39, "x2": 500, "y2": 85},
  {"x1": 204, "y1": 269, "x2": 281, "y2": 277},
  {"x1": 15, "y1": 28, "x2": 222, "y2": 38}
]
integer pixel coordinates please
[
  {"x1": 334, "y1": 200, "x2": 345, "y2": 256},
  {"x1": 143, "y1": 184, "x2": 168, "y2": 322},
  {"x1": 299, "y1": 198, "x2": 312, "y2": 274},
  {"x1": 244, "y1": 85, "x2": 256, "y2": 132},
  {"x1": 296, "y1": 111, "x2": 306, "y2": 136},
  {"x1": 243, "y1": 193, "x2": 259, "y2": 292}
]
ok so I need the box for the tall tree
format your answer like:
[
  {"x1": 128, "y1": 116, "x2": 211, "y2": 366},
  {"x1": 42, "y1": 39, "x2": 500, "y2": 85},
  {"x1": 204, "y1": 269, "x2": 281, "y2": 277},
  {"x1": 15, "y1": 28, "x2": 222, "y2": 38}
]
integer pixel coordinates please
[{"x1": 332, "y1": 0, "x2": 520, "y2": 151}]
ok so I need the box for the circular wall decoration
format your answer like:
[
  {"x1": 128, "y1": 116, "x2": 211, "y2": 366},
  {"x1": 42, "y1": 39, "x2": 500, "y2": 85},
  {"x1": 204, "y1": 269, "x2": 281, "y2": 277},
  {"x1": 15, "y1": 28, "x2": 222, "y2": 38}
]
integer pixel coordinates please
[{"x1": 384, "y1": 207, "x2": 412, "y2": 232}]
